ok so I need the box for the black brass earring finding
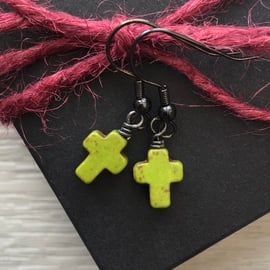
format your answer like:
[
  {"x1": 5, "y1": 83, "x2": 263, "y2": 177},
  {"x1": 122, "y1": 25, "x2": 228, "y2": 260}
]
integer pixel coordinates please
[
  {"x1": 130, "y1": 25, "x2": 256, "y2": 208},
  {"x1": 75, "y1": 19, "x2": 256, "y2": 208},
  {"x1": 75, "y1": 20, "x2": 156, "y2": 184}
]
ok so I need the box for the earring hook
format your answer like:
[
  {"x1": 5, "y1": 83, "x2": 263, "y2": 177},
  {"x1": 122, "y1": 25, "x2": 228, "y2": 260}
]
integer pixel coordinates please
[
  {"x1": 105, "y1": 18, "x2": 159, "y2": 78},
  {"x1": 128, "y1": 27, "x2": 258, "y2": 88}
]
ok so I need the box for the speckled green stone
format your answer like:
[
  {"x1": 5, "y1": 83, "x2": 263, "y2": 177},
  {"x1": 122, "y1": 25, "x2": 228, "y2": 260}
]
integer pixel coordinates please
[
  {"x1": 133, "y1": 148, "x2": 183, "y2": 208},
  {"x1": 76, "y1": 130, "x2": 128, "y2": 184}
]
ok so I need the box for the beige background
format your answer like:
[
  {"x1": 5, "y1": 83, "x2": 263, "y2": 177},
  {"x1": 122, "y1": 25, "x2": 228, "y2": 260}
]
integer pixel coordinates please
[{"x1": 0, "y1": 126, "x2": 269, "y2": 270}]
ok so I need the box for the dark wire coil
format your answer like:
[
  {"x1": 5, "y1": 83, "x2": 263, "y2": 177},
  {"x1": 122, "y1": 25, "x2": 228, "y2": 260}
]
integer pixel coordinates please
[
  {"x1": 151, "y1": 137, "x2": 165, "y2": 149},
  {"x1": 118, "y1": 122, "x2": 133, "y2": 139},
  {"x1": 118, "y1": 111, "x2": 144, "y2": 140}
]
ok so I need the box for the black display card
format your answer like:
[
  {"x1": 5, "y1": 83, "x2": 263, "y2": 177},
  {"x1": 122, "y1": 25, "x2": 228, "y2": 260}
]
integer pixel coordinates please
[{"x1": 1, "y1": 1, "x2": 270, "y2": 269}]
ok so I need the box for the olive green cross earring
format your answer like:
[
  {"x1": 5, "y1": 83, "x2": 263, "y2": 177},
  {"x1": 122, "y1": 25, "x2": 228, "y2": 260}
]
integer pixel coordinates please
[
  {"x1": 75, "y1": 101, "x2": 148, "y2": 184},
  {"x1": 128, "y1": 24, "x2": 257, "y2": 208},
  {"x1": 75, "y1": 20, "x2": 156, "y2": 184},
  {"x1": 129, "y1": 28, "x2": 186, "y2": 208},
  {"x1": 133, "y1": 86, "x2": 184, "y2": 208}
]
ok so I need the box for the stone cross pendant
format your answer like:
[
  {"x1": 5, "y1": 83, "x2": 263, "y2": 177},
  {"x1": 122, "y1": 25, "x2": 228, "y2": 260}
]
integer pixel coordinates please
[
  {"x1": 133, "y1": 148, "x2": 183, "y2": 208},
  {"x1": 76, "y1": 130, "x2": 128, "y2": 184}
]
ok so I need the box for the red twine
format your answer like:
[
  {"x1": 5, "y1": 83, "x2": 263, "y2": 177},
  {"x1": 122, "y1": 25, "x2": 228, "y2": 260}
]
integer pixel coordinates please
[{"x1": 1, "y1": 0, "x2": 270, "y2": 125}]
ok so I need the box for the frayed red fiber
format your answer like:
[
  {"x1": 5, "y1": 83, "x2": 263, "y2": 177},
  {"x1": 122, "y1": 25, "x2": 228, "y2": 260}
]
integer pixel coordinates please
[{"x1": 0, "y1": 0, "x2": 270, "y2": 125}]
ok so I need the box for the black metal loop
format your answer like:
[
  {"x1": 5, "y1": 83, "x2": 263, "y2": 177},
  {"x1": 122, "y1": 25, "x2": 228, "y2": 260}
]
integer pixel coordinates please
[
  {"x1": 150, "y1": 117, "x2": 168, "y2": 137},
  {"x1": 150, "y1": 117, "x2": 176, "y2": 139},
  {"x1": 161, "y1": 121, "x2": 177, "y2": 139},
  {"x1": 105, "y1": 19, "x2": 159, "y2": 79},
  {"x1": 126, "y1": 110, "x2": 144, "y2": 129},
  {"x1": 118, "y1": 110, "x2": 145, "y2": 140}
]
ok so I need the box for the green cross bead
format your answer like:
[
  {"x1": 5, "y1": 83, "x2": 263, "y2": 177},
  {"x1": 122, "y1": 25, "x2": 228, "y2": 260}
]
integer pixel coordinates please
[
  {"x1": 133, "y1": 148, "x2": 183, "y2": 208},
  {"x1": 75, "y1": 130, "x2": 128, "y2": 184}
]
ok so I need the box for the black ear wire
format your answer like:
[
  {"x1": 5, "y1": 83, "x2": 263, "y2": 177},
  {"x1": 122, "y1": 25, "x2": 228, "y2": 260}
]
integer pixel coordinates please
[
  {"x1": 128, "y1": 26, "x2": 257, "y2": 88},
  {"x1": 105, "y1": 18, "x2": 158, "y2": 78},
  {"x1": 106, "y1": 20, "x2": 257, "y2": 136},
  {"x1": 106, "y1": 19, "x2": 257, "y2": 85},
  {"x1": 105, "y1": 19, "x2": 157, "y2": 119},
  {"x1": 127, "y1": 26, "x2": 258, "y2": 130}
]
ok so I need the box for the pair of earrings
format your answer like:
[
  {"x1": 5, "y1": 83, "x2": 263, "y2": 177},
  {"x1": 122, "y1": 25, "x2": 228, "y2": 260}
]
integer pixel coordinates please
[
  {"x1": 75, "y1": 19, "x2": 254, "y2": 208},
  {"x1": 75, "y1": 78, "x2": 181, "y2": 208}
]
